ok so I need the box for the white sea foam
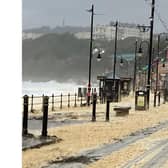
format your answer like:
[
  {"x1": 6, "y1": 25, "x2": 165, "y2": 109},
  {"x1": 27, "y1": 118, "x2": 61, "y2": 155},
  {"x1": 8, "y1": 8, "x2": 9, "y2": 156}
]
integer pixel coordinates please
[{"x1": 22, "y1": 80, "x2": 98, "y2": 96}]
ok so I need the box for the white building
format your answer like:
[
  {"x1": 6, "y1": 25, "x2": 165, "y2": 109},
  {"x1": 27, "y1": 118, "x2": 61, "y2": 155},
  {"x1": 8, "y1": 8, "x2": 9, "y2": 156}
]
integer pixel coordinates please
[
  {"x1": 22, "y1": 32, "x2": 44, "y2": 40},
  {"x1": 74, "y1": 23, "x2": 150, "y2": 41},
  {"x1": 93, "y1": 24, "x2": 150, "y2": 41}
]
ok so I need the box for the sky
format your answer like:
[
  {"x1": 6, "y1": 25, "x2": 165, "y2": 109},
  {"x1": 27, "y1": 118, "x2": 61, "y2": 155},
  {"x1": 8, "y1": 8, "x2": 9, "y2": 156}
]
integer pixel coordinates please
[{"x1": 23, "y1": 0, "x2": 168, "y2": 33}]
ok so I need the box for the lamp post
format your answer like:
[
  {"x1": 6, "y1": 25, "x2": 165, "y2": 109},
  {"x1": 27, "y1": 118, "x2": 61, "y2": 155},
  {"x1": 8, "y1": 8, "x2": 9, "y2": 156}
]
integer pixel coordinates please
[
  {"x1": 154, "y1": 33, "x2": 168, "y2": 106},
  {"x1": 133, "y1": 40, "x2": 138, "y2": 93},
  {"x1": 87, "y1": 4, "x2": 94, "y2": 106},
  {"x1": 113, "y1": 21, "x2": 118, "y2": 80},
  {"x1": 158, "y1": 33, "x2": 168, "y2": 66},
  {"x1": 120, "y1": 56, "x2": 129, "y2": 76},
  {"x1": 137, "y1": 0, "x2": 155, "y2": 109},
  {"x1": 137, "y1": 40, "x2": 150, "y2": 89},
  {"x1": 105, "y1": 20, "x2": 118, "y2": 121},
  {"x1": 147, "y1": 0, "x2": 155, "y2": 109}
]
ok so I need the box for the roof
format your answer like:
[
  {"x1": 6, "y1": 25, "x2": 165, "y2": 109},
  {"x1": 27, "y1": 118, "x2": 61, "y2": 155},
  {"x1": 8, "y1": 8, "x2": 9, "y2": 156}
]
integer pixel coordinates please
[{"x1": 97, "y1": 72, "x2": 120, "y2": 80}]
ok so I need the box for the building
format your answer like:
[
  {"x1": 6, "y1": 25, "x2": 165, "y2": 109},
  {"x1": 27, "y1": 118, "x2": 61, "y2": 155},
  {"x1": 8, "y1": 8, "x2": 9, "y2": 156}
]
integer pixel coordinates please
[
  {"x1": 22, "y1": 32, "x2": 44, "y2": 40},
  {"x1": 93, "y1": 23, "x2": 150, "y2": 41},
  {"x1": 74, "y1": 22, "x2": 150, "y2": 41}
]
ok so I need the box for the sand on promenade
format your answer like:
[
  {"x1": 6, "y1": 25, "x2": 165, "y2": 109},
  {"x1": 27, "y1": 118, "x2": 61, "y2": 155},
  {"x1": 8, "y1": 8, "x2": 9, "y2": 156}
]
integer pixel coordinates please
[
  {"x1": 87, "y1": 127, "x2": 168, "y2": 168},
  {"x1": 23, "y1": 97, "x2": 168, "y2": 168}
]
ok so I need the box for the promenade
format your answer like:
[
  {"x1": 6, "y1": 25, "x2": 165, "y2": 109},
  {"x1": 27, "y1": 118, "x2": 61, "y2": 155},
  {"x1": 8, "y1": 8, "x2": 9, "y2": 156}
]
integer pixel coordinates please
[{"x1": 22, "y1": 95, "x2": 168, "y2": 168}]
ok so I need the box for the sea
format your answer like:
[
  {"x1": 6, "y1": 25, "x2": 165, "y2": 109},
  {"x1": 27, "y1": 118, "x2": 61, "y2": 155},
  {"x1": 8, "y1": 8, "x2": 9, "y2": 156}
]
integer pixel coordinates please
[
  {"x1": 22, "y1": 80, "x2": 98, "y2": 96},
  {"x1": 22, "y1": 53, "x2": 135, "y2": 96}
]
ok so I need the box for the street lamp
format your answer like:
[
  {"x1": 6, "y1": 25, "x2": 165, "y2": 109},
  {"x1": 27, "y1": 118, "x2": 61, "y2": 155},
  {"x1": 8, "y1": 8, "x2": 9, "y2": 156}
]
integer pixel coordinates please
[
  {"x1": 113, "y1": 21, "x2": 118, "y2": 80},
  {"x1": 119, "y1": 56, "x2": 129, "y2": 76},
  {"x1": 137, "y1": 41, "x2": 150, "y2": 88},
  {"x1": 138, "y1": 0, "x2": 155, "y2": 109},
  {"x1": 157, "y1": 33, "x2": 168, "y2": 67},
  {"x1": 133, "y1": 40, "x2": 138, "y2": 93},
  {"x1": 119, "y1": 57, "x2": 124, "y2": 66},
  {"x1": 93, "y1": 47, "x2": 105, "y2": 61},
  {"x1": 147, "y1": 0, "x2": 155, "y2": 109},
  {"x1": 87, "y1": 4, "x2": 94, "y2": 106},
  {"x1": 87, "y1": 4, "x2": 105, "y2": 105}
]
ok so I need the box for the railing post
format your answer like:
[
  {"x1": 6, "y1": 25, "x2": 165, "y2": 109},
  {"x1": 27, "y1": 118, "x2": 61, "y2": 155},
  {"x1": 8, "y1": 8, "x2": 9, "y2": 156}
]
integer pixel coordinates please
[
  {"x1": 92, "y1": 92, "x2": 97, "y2": 121},
  {"x1": 74, "y1": 93, "x2": 77, "y2": 107},
  {"x1": 106, "y1": 100, "x2": 110, "y2": 121},
  {"x1": 52, "y1": 93, "x2": 54, "y2": 111},
  {"x1": 163, "y1": 89, "x2": 166, "y2": 104},
  {"x1": 154, "y1": 90, "x2": 156, "y2": 107},
  {"x1": 68, "y1": 93, "x2": 70, "y2": 107},
  {"x1": 31, "y1": 94, "x2": 34, "y2": 112},
  {"x1": 158, "y1": 91, "x2": 160, "y2": 106},
  {"x1": 41, "y1": 96, "x2": 49, "y2": 137},
  {"x1": 80, "y1": 96, "x2": 82, "y2": 107},
  {"x1": 60, "y1": 93, "x2": 62, "y2": 109},
  {"x1": 23, "y1": 95, "x2": 29, "y2": 135}
]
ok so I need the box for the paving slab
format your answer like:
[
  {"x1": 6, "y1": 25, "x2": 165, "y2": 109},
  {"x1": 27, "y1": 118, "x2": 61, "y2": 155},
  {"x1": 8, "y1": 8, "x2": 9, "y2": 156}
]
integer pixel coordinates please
[{"x1": 22, "y1": 134, "x2": 61, "y2": 151}]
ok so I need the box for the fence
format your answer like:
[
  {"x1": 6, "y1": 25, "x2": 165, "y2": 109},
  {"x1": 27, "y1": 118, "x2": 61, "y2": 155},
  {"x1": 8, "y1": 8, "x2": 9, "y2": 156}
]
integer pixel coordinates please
[{"x1": 22, "y1": 93, "x2": 102, "y2": 113}]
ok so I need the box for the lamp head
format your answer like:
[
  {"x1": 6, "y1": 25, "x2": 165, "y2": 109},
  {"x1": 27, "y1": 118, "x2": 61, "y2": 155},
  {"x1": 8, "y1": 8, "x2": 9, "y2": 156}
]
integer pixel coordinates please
[
  {"x1": 137, "y1": 47, "x2": 143, "y2": 57},
  {"x1": 97, "y1": 52, "x2": 102, "y2": 62},
  {"x1": 92, "y1": 48, "x2": 99, "y2": 54},
  {"x1": 120, "y1": 57, "x2": 124, "y2": 66}
]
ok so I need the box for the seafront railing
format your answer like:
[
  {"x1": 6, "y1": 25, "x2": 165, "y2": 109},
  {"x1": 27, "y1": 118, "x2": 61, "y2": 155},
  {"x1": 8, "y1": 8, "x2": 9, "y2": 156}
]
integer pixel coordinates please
[{"x1": 22, "y1": 93, "x2": 104, "y2": 113}]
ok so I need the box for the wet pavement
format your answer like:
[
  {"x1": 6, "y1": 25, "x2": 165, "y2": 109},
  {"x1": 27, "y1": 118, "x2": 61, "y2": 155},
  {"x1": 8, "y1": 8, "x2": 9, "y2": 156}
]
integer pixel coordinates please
[
  {"x1": 22, "y1": 134, "x2": 60, "y2": 151},
  {"x1": 23, "y1": 119, "x2": 87, "y2": 150},
  {"x1": 28, "y1": 119, "x2": 88, "y2": 130}
]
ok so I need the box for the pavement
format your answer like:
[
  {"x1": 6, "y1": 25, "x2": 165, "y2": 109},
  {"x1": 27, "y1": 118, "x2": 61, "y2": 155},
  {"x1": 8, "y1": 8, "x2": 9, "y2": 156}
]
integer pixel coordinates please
[
  {"x1": 22, "y1": 119, "x2": 87, "y2": 150},
  {"x1": 22, "y1": 134, "x2": 59, "y2": 151},
  {"x1": 41, "y1": 120, "x2": 168, "y2": 168}
]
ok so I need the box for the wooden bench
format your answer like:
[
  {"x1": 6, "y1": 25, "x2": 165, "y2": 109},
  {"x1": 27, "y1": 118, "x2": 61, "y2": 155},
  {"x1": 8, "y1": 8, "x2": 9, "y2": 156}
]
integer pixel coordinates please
[{"x1": 113, "y1": 106, "x2": 131, "y2": 116}]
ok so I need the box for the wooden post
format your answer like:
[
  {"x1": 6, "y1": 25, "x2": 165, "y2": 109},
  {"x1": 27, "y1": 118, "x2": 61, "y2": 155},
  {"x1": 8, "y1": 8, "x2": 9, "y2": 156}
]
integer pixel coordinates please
[
  {"x1": 60, "y1": 93, "x2": 62, "y2": 109},
  {"x1": 42, "y1": 96, "x2": 49, "y2": 137},
  {"x1": 23, "y1": 95, "x2": 29, "y2": 135},
  {"x1": 52, "y1": 93, "x2": 54, "y2": 111},
  {"x1": 74, "y1": 93, "x2": 77, "y2": 107},
  {"x1": 31, "y1": 94, "x2": 34, "y2": 112}
]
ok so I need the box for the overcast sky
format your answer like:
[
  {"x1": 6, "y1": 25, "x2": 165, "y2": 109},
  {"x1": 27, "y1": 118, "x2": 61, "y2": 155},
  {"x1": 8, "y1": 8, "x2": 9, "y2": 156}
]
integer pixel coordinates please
[{"x1": 23, "y1": 0, "x2": 168, "y2": 33}]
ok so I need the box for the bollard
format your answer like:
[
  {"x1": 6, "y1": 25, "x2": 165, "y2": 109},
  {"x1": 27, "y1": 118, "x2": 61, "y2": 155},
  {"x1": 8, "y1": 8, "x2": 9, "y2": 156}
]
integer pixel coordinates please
[
  {"x1": 158, "y1": 92, "x2": 160, "y2": 106},
  {"x1": 154, "y1": 91, "x2": 157, "y2": 107},
  {"x1": 68, "y1": 93, "x2": 70, "y2": 107},
  {"x1": 42, "y1": 96, "x2": 49, "y2": 137},
  {"x1": 31, "y1": 94, "x2": 34, "y2": 112},
  {"x1": 60, "y1": 93, "x2": 62, "y2": 109},
  {"x1": 23, "y1": 95, "x2": 29, "y2": 135},
  {"x1": 92, "y1": 92, "x2": 97, "y2": 121},
  {"x1": 74, "y1": 93, "x2": 77, "y2": 107},
  {"x1": 52, "y1": 93, "x2": 54, "y2": 111},
  {"x1": 106, "y1": 100, "x2": 110, "y2": 121}
]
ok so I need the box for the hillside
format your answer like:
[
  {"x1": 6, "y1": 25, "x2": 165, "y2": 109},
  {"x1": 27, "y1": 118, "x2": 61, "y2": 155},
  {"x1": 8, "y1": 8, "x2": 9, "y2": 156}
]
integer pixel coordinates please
[{"x1": 22, "y1": 33, "x2": 163, "y2": 83}]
